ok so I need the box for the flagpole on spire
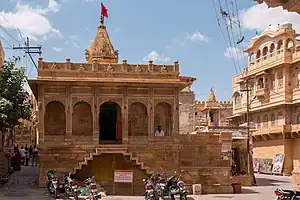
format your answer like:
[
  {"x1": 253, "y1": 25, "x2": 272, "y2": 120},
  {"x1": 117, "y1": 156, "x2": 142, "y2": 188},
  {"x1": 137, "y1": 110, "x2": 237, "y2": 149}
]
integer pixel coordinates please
[{"x1": 100, "y1": 3, "x2": 108, "y2": 25}]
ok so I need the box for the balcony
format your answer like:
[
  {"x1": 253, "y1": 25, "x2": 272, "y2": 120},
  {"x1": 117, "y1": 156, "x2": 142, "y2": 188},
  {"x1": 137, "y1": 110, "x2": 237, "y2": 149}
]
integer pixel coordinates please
[
  {"x1": 253, "y1": 125, "x2": 291, "y2": 136},
  {"x1": 255, "y1": 88, "x2": 269, "y2": 98}
]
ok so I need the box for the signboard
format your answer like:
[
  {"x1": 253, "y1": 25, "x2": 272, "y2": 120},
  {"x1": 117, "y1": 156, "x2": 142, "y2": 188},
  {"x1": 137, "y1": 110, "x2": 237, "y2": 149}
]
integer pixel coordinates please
[
  {"x1": 114, "y1": 170, "x2": 133, "y2": 183},
  {"x1": 272, "y1": 154, "x2": 285, "y2": 174}
]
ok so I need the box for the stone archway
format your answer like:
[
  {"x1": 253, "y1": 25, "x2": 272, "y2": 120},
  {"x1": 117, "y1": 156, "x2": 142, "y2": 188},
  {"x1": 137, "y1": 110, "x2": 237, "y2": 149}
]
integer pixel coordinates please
[
  {"x1": 72, "y1": 101, "x2": 93, "y2": 135},
  {"x1": 44, "y1": 101, "x2": 66, "y2": 135},
  {"x1": 128, "y1": 102, "x2": 148, "y2": 136},
  {"x1": 99, "y1": 101, "x2": 122, "y2": 143},
  {"x1": 154, "y1": 102, "x2": 172, "y2": 136}
]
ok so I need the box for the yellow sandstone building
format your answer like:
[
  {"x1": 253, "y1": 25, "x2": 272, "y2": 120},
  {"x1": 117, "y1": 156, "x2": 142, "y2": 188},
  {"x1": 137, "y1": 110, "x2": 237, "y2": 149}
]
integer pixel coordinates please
[{"x1": 232, "y1": 23, "x2": 300, "y2": 175}]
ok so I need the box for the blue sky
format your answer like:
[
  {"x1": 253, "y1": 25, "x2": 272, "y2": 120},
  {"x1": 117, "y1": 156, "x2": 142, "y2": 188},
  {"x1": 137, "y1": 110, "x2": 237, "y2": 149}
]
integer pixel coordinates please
[{"x1": 1, "y1": 0, "x2": 299, "y2": 100}]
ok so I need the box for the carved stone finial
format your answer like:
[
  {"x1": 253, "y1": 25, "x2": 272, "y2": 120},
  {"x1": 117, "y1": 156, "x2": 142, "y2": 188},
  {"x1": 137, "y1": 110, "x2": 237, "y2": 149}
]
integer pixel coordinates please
[
  {"x1": 78, "y1": 63, "x2": 85, "y2": 71},
  {"x1": 208, "y1": 87, "x2": 216, "y2": 102},
  {"x1": 174, "y1": 60, "x2": 179, "y2": 65},
  {"x1": 66, "y1": 57, "x2": 71, "y2": 62},
  {"x1": 148, "y1": 60, "x2": 153, "y2": 64},
  {"x1": 38, "y1": 56, "x2": 43, "y2": 61},
  {"x1": 122, "y1": 59, "x2": 127, "y2": 64}
]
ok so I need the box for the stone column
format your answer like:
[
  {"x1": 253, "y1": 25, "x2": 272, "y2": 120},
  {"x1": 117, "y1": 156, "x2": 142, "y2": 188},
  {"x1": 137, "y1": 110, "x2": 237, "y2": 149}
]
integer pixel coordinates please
[
  {"x1": 38, "y1": 85, "x2": 45, "y2": 143},
  {"x1": 123, "y1": 87, "x2": 129, "y2": 143},
  {"x1": 283, "y1": 139, "x2": 293, "y2": 175},
  {"x1": 149, "y1": 89, "x2": 154, "y2": 137},
  {"x1": 66, "y1": 86, "x2": 72, "y2": 137},
  {"x1": 92, "y1": 87, "x2": 99, "y2": 145},
  {"x1": 173, "y1": 88, "x2": 180, "y2": 136}
]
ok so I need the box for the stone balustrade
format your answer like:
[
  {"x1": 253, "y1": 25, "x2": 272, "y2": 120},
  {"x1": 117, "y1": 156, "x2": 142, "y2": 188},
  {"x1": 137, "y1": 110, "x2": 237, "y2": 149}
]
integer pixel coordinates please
[{"x1": 37, "y1": 57, "x2": 180, "y2": 79}]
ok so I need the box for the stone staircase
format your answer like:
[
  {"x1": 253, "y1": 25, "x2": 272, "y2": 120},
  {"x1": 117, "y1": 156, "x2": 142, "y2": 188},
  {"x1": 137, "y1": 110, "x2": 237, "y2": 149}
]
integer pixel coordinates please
[{"x1": 72, "y1": 145, "x2": 155, "y2": 175}]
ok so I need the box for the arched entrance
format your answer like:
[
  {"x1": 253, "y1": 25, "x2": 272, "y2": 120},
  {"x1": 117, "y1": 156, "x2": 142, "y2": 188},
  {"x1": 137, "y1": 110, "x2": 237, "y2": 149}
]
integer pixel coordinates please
[{"x1": 99, "y1": 102, "x2": 122, "y2": 144}]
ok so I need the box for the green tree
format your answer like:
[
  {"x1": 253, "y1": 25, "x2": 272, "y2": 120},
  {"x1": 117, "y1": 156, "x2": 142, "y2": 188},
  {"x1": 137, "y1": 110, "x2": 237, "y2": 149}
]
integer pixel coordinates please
[{"x1": 0, "y1": 56, "x2": 32, "y2": 133}]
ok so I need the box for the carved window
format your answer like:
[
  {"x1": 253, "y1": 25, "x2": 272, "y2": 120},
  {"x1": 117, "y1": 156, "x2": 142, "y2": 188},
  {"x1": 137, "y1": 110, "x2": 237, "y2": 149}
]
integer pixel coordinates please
[
  {"x1": 297, "y1": 114, "x2": 300, "y2": 124},
  {"x1": 249, "y1": 53, "x2": 254, "y2": 65},
  {"x1": 257, "y1": 78, "x2": 264, "y2": 89},
  {"x1": 262, "y1": 46, "x2": 268, "y2": 60},
  {"x1": 277, "y1": 40, "x2": 283, "y2": 53},
  {"x1": 256, "y1": 50, "x2": 261, "y2": 63},
  {"x1": 271, "y1": 114, "x2": 275, "y2": 126},
  {"x1": 263, "y1": 114, "x2": 268, "y2": 127},
  {"x1": 277, "y1": 112, "x2": 284, "y2": 125},
  {"x1": 270, "y1": 43, "x2": 275, "y2": 57},
  {"x1": 257, "y1": 116, "x2": 261, "y2": 128},
  {"x1": 277, "y1": 71, "x2": 283, "y2": 89},
  {"x1": 271, "y1": 74, "x2": 275, "y2": 89},
  {"x1": 234, "y1": 92, "x2": 241, "y2": 107}
]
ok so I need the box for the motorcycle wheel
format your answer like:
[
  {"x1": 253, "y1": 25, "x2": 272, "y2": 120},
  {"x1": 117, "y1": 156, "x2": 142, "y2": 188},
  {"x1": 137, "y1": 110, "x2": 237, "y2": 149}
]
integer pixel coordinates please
[
  {"x1": 52, "y1": 188, "x2": 58, "y2": 198},
  {"x1": 180, "y1": 193, "x2": 187, "y2": 200}
]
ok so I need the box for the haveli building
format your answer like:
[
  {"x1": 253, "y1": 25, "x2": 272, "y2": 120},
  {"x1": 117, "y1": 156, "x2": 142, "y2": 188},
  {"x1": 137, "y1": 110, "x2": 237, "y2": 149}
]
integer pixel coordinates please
[
  {"x1": 254, "y1": 0, "x2": 300, "y2": 14},
  {"x1": 29, "y1": 19, "x2": 235, "y2": 194},
  {"x1": 231, "y1": 23, "x2": 300, "y2": 175}
]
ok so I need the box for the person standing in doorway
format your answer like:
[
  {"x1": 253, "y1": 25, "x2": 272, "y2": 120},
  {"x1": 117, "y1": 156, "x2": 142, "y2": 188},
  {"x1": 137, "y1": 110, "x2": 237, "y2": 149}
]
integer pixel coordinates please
[
  {"x1": 24, "y1": 146, "x2": 29, "y2": 166},
  {"x1": 154, "y1": 125, "x2": 165, "y2": 136},
  {"x1": 32, "y1": 145, "x2": 39, "y2": 166}
]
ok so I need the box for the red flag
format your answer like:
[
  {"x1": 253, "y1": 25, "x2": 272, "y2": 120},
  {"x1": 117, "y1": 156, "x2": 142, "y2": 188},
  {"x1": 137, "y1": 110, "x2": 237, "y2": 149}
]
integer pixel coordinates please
[{"x1": 101, "y1": 3, "x2": 108, "y2": 18}]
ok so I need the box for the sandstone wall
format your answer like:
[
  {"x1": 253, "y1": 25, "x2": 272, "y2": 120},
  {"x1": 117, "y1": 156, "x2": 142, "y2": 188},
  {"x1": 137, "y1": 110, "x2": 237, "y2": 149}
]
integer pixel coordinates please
[{"x1": 179, "y1": 91, "x2": 195, "y2": 134}]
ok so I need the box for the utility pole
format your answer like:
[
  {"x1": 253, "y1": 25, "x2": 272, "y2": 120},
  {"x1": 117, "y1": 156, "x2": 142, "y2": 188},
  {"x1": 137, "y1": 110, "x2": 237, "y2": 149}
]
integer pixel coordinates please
[
  {"x1": 12, "y1": 37, "x2": 42, "y2": 69},
  {"x1": 240, "y1": 68, "x2": 255, "y2": 185}
]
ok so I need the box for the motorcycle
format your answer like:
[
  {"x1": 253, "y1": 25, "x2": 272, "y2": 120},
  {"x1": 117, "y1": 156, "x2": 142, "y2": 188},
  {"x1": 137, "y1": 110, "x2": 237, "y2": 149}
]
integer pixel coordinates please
[
  {"x1": 274, "y1": 188, "x2": 300, "y2": 200},
  {"x1": 64, "y1": 172, "x2": 79, "y2": 200},
  {"x1": 77, "y1": 176, "x2": 101, "y2": 199},
  {"x1": 46, "y1": 170, "x2": 65, "y2": 198},
  {"x1": 156, "y1": 173, "x2": 167, "y2": 199},
  {"x1": 166, "y1": 171, "x2": 187, "y2": 200},
  {"x1": 143, "y1": 178, "x2": 159, "y2": 200}
]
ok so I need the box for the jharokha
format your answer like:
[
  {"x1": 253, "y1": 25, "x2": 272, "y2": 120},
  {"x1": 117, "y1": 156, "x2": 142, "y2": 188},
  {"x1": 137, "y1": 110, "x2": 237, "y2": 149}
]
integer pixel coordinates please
[{"x1": 29, "y1": 21, "x2": 234, "y2": 195}]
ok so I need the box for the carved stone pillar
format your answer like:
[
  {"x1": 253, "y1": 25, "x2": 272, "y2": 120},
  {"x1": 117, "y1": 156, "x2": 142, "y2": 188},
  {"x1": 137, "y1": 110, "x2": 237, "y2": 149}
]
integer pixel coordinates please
[
  {"x1": 173, "y1": 88, "x2": 180, "y2": 136},
  {"x1": 123, "y1": 87, "x2": 129, "y2": 143},
  {"x1": 38, "y1": 85, "x2": 45, "y2": 143},
  {"x1": 149, "y1": 89, "x2": 154, "y2": 137},
  {"x1": 92, "y1": 87, "x2": 99, "y2": 144},
  {"x1": 66, "y1": 86, "x2": 72, "y2": 137}
]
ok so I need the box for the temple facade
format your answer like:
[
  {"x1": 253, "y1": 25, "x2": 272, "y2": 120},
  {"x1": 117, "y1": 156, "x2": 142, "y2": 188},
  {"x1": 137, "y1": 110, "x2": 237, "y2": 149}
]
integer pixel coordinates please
[
  {"x1": 29, "y1": 21, "x2": 234, "y2": 195},
  {"x1": 0, "y1": 40, "x2": 4, "y2": 69},
  {"x1": 231, "y1": 23, "x2": 300, "y2": 175}
]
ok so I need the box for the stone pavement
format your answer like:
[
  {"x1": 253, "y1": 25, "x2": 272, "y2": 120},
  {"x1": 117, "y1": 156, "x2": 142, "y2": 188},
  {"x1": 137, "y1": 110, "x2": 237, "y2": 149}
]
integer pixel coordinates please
[{"x1": 0, "y1": 165, "x2": 293, "y2": 200}]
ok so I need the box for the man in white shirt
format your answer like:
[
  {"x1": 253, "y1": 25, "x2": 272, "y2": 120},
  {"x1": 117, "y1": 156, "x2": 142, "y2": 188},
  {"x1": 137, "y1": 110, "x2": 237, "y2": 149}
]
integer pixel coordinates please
[{"x1": 154, "y1": 125, "x2": 165, "y2": 136}]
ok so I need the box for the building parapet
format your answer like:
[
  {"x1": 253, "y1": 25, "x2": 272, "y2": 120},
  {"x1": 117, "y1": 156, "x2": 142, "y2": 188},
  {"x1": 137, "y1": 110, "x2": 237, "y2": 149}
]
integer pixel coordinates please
[{"x1": 37, "y1": 57, "x2": 180, "y2": 80}]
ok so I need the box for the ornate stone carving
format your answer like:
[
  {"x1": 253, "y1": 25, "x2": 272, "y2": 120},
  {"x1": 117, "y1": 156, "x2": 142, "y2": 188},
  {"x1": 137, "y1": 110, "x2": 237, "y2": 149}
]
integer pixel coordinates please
[
  {"x1": 78, "y1": 63, "x2": 85, "y2": 72},
  {"x1": 161, "y1": 65, "x2": 168, "y2": 73},
  {"x1": 44, "y1": 96, "x2": 66, "y2": 107},
  {"x1": 98, "y1": 97, "x2": 122, "y2": 109},
  {"x1": 106, "y1": 64, "x2": 114, "y2": 72},
  {"x1": 135, "y1": 65, "x2": 142, "y2": 73},
  {"x1": 128, "y1": 98, "x2": 148, "y2": 107},
  {"x1": 154, "y1": 98, "x2": 173, "y2": 107},
  {"x1": 50, "y1": 62, "x2": 57, "y2": 70},
  {"x1": 71, "y1": 96, "x2": 93, "y2": 107}
]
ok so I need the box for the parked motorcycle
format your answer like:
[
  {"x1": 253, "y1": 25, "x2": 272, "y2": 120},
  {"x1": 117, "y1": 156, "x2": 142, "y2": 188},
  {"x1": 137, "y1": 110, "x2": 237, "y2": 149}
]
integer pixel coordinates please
[
  {"x1": 143, "y1": 178, "x2": 159, "y2": 200},
  {"x1": 46, "y1": 170, "x2": 65, "y2": 198},
  {"x1": 77, "y1": 176, "x2": 101, "y2": 199},
  {"x1": 166, "y1": 171, "x2": 187, "y2": 200},
  {"x1": 274, "y1": 188, "x2": 300, "y2": 200},
  {"x1": 64, "y1": 172, "x2": 79, "y2": 200},
  {"x1": 155, "y1": 173, "x2": 167, "y2": 199}
]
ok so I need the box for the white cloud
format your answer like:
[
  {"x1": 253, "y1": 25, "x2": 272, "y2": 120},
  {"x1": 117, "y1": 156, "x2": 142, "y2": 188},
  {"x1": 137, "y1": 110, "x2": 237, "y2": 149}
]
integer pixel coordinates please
[
  {"x1": 0, "y1": 1, "x2": 61, "y2": 41},
  {"x1": 84, "y1": 0, "x2": 95, "y2": 2},
  {"x1": 186, "y1": 32, "x2": 208, "y2": 42},
  {"x1": 241, "y1": 2, "x2": 300, "y2": 32},
  {"x1": 224, "y1": 47, "x2": 246, "y2": 60},
  {"x1": 52, "y1": 47, "x2": 63, "y2": 52},
  {"x1": 143, "y1": 51, "x2": 171, "y2": 63}
]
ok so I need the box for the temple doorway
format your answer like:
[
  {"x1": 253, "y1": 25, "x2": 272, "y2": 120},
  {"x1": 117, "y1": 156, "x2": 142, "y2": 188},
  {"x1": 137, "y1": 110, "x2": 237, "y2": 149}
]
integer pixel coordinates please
[{"x1": 99, "y1": 102, "x2": 122, "y2": 144}]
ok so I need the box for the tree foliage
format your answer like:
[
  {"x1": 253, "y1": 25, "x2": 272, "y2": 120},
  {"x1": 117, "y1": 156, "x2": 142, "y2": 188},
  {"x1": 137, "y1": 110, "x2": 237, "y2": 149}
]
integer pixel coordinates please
[{"x1": 0, "y1": 56, "x2": 32, "y2": 132}]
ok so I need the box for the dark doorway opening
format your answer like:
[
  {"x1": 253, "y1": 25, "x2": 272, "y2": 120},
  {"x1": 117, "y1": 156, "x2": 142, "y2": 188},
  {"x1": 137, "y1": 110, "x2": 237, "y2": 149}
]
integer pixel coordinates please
[{"x1": 99, "y1": 102, "x2": 118, "y2": 143}]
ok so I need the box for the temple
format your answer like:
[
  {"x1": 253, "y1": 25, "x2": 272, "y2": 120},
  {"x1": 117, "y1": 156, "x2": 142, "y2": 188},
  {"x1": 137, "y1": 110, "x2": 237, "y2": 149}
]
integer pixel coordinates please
[{"x1": 29, "y1": 20, "x2": 235, "y2": 194}]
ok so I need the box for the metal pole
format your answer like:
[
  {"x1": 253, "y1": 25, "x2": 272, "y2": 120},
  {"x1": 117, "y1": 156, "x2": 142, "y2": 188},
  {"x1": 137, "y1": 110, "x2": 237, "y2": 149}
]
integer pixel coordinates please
[{"x1": 246, "y1": 72, "x2": 251, "y2": 176}]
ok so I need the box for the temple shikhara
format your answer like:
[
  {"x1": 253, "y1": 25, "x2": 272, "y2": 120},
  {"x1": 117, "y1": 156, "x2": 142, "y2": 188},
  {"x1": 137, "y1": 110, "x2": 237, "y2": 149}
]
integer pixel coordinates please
[{"x1": 28, "y1": 17, "x2": 236, "y2": 194}]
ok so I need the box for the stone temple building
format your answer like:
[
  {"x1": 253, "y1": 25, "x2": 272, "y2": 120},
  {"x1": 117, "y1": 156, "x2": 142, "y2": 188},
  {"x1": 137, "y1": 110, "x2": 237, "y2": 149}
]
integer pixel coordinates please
[
  {"x1": 231, "y1": 23, "x2": 300, "y2": 175},
  {"x1": 0, "y1": 40, "x2": 4, "y2": 69},
  {"x1": 179, "y1": 87, "x2": 233, "y2": 135},
  {"x1": 29, "y1": 19, "x2": 235, "y2": 195}
]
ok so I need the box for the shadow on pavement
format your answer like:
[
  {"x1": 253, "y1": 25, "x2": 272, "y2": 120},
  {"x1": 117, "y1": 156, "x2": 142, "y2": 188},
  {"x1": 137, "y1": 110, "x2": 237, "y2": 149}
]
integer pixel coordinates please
[{"x1": 256, "y1": 177, "x2": 290, "y2": 186}]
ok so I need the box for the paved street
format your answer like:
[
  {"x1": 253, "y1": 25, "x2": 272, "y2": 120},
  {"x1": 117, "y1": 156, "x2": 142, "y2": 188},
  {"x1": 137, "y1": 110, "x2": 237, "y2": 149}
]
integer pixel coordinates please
[{"x1": 0, "y1": 165, "x2": 292, "y2": 200}]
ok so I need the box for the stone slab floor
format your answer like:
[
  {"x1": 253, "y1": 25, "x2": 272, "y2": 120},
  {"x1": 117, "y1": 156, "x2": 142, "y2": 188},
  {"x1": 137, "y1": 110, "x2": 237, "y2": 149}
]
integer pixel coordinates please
[{"x1": 0, "y1": 165, "x2": 292, "y2": 200}]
